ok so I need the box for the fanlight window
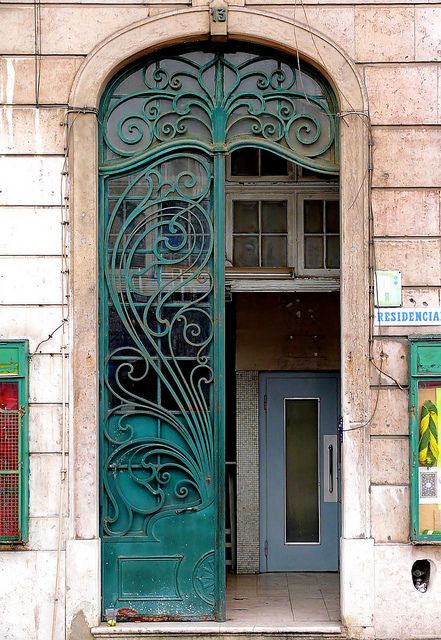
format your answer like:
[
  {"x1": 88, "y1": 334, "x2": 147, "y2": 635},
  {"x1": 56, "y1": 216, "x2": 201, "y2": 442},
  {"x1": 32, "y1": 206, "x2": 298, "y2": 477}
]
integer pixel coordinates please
[{"x1": 100, "y1": 43, "x2": 339, "y2": 173}]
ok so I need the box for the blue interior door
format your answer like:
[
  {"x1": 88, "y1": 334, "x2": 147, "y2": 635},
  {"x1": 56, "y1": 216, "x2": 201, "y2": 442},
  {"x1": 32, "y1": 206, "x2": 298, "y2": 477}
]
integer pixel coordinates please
[{"x1": 260, "y1": 372, "x2": 339, "y2": 571}]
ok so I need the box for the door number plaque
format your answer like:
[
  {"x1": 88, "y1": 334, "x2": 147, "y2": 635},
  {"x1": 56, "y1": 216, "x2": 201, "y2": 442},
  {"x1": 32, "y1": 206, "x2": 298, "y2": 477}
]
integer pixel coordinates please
[{"x1": 210, "y1": 0, "x2": 228, "y2": 37}]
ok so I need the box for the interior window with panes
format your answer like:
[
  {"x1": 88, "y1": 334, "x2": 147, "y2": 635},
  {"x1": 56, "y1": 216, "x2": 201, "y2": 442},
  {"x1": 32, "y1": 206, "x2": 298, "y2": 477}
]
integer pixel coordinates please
[{"x1": 226, "y1": 148, "x2": 339, "y2": 276}]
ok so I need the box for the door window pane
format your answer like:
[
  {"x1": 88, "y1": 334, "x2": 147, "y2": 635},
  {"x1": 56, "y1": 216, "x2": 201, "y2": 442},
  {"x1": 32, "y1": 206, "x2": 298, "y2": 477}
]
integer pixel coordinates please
[
  {"x1": 305, "y1": 236, "x2": 324, "y2": 269},
  {"x1": 326, "y1": 236, "x2": 340, "y2": 269},
  {"x1": 0, "y1": 382, "x2": 18, "y2": 410},
  {"x1": 233, "y1": 236, "x2": 259, "y2": 266},
  {"x1": 233, "y1": 201, "x2": 259, "y2": 233},
  {"x1": 261, "y1": 201, "x2": 287, "y2": 233},
  {"x1": 231, "y1": 148, "x2": 259, "y2": 176},
  {"x1": 285, "y1": 399, "x2": 319, "y2": 543},
  {"x1": 262, "y1": 236, "x2": 287, "y2": 267},
  {"x1": 302, "y1": 199, "x2": 339, "y2": 271},
  {"x1": 230, "y1": 148, "x2": 289, "y2": 177},
  {"x1": 304, "y1": 200, "x2": 323, "y2": 233},
  {"x1": 326, "y1": 201, "x2": 339, "y2": 233},
  {"x1": 260, "y1": 150, "x2": 288, "y2": 176}
]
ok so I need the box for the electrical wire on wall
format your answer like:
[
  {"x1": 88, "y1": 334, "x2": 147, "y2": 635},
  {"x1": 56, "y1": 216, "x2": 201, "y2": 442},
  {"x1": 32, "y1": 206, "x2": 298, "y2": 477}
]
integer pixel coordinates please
[
  {"x1": 30, "y1": 0, "x2": 70, "y2": 635},
  {"x1": 49, "y1": 108, "x2": 70, "y2": 640},
  {"x1": 50, "y1": 105, "x2": 96, "y2": 640},
  {"x1": 33, "y1": 0, "x2": 42, "y2": 106},
  {"x1": 30, "y1": 105, "x2": 97, "y2": 640}
]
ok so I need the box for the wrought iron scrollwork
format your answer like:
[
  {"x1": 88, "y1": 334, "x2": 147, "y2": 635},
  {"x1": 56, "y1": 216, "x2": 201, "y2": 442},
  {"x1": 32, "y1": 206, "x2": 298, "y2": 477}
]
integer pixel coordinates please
[
  {"x1": 102, "y1": 153, "x2": 215, "y2": 536},
  {"x1": 101, "y1": 46, "x2": 338, "y2": 172}
]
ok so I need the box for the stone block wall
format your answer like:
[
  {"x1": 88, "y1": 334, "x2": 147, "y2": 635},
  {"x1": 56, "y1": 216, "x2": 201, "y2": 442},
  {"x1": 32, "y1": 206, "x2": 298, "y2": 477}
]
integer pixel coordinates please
[
  {"x1": 0, "y1": 0, "x2": 441, "y2": 638},
  {"x1": 0, "y1": 66, "x2": 67, "y2": 638}
]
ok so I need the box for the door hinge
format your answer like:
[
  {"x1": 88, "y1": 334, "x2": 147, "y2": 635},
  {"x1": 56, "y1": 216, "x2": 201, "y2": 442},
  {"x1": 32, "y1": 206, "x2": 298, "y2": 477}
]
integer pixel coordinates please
[
  {"x1": 264, "y1": 540, "x2": 268, "y2": 557},
  {"x1": 338, "y1": 415, "x2": 343, "y2": 443},
  {"x1": 264, "y1": 394, "x2": 267, "y2": 411}
]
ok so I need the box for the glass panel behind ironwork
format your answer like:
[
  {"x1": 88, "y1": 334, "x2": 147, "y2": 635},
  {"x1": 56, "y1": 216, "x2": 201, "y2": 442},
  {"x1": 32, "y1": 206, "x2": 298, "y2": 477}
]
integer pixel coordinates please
[
  {"x1": 260, "y1": 150, "x2": 288, "y2": 176},
  {"x1": 231, "y1": 149, "x2": 289, "y2": 177},
  {"x1": 102, "y1": 151, "x2": 215, "y2": 538},
  {"x1": 231, "y1": 148, "x2": 259, "y2": 176},
  {"x1": 100, "y1": 44, "x2": 338, "y2": 173},
  {"x1": 285, "y1": 399, "x2": 319, "y2": 543}
]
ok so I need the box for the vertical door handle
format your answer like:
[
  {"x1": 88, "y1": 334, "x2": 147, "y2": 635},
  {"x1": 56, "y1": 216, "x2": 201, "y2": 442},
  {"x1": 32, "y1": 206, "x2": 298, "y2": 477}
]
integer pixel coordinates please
[
  {"x1": 328, "y1": 444, "x2": 334, "y2": 494},
  {"x1": 324, "y1": 435, "x2": 337, "y2": 502}
]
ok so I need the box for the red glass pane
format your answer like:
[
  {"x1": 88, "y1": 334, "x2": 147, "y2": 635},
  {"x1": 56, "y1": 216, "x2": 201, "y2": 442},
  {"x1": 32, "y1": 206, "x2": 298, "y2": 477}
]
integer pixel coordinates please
[
  {"x1": 0, "y1": 409, "x2": 19, "y2": 472},
  {"x1": 0, "y1": 382, "x2": 18, "y2": 410}
]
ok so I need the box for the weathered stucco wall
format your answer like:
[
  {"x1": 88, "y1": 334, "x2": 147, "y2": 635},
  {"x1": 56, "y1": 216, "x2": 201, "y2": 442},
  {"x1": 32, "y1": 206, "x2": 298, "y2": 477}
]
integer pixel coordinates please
[{"x1": 0, "y1": 1, "x2": 440, "y2": 638}]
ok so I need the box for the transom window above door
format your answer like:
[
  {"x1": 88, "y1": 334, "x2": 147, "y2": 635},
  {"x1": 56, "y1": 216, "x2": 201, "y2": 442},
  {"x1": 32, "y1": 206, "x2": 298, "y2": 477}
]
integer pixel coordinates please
[{"x1": 226, "y1": 149, "x2": 339, "y2": 276}]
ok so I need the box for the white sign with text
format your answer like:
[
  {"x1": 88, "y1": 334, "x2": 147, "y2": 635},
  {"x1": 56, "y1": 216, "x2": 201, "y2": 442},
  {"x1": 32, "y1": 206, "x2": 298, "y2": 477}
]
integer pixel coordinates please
[{"x1": 374, "y1": 308, "x2": 441, "y2": 326}]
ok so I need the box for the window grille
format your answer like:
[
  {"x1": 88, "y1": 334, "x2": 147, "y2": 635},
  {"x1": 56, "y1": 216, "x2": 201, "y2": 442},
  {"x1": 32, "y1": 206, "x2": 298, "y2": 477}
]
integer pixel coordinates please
[{"x1": 0, "y1": 342, "x2": 28, "y2": 544}]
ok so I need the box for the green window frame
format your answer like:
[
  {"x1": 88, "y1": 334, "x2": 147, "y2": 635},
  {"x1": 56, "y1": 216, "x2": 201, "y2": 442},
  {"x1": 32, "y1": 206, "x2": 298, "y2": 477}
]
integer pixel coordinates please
[
  {"x1": 0, "y1": 340, "x2": 29, "y2": 544},
  {"x1": 410, "y1": 337, "x2": 441, "y2": 542}
]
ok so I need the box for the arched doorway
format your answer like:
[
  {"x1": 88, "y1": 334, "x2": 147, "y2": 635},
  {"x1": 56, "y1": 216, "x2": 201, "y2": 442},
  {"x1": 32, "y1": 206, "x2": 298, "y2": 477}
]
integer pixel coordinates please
[
  {"x1": 67, "y1": 8, "x2": 371, "y2": 635},
  {"x1": 98, "y1": 43, "x2": 339, "y2": 621}
]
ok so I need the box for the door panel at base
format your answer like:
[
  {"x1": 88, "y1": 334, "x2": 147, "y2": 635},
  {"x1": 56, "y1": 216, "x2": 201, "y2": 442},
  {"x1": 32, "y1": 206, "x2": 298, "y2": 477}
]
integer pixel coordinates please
[
  {"x1": 100, "y1": 152, "x2": 223, "y2": 620},
  {"x1": 102, "y1": 507, "x2": 216, "y2": 619},
  {"x1": 260, "y1": 373, "x2": 339, "y2": 572}
]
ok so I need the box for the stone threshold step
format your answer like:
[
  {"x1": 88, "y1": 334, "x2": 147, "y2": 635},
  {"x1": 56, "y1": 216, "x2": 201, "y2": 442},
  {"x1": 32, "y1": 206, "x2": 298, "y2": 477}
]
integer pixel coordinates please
[
  {"x1": 93, "y1": 635, "x2": 342, "y2": 640},
  {"x1": 92, "y1": 623, "x2": 342, "y2": 640}
]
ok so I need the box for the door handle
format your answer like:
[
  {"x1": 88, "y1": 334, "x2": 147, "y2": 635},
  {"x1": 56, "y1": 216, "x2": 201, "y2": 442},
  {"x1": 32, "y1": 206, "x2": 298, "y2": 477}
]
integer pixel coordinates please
[
  {"x1": 328, "y1": 444, "x2": 334, "y2": 494},
  {"x1": 175, "y1": 506, "x2": 199, "y2": 515},
  {"x1": 323, "y1": 435, "x2": 337, "y2": 502}
]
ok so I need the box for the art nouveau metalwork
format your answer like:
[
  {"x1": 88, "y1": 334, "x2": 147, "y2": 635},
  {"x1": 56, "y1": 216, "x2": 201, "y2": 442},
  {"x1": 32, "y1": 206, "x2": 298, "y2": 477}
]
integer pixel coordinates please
[
  {"x1": 100, "y1": 151, "x2": 222, "y2": 619},
  {"x1": 99, "y1": 43, "x2": 338, "y2": 621},
  {"x1": 103, "y1": 153, "x2": 214, "y2": 534},
  {"x1": 100, "y1": 46, "x2": 338, "y2": 173}
]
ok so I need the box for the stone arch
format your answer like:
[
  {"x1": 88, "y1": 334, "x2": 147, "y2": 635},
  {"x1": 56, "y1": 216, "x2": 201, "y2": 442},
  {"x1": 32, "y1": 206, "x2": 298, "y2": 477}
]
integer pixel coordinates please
[{"x1": 67, "y1": 7, "x2": 371, "y2": 634}]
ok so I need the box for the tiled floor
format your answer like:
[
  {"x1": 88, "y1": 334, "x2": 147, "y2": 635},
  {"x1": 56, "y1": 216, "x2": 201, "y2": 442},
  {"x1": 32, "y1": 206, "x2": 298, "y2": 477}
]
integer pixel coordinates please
[
  {"x1": 227, "y1": 572, "x2": 340, "y2": 626},
  {"x1": 93, "y1": 573, "x2": 341, "y2": 635}
]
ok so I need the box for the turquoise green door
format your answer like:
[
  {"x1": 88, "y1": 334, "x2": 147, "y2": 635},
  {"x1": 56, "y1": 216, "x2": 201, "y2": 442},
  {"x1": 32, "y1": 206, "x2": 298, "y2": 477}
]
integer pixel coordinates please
[
  {"x1": 98, "y1": 43, "x2": 338, "y2": 622},
  {"x1": 100, "y1": 151, "x2": 224, "y2": 620}
]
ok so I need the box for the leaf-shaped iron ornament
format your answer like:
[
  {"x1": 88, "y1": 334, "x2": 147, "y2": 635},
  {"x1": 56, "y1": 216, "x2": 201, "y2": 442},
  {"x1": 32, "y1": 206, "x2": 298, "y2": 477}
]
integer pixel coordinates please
[
  {"x1": 102, "y1": 153, "x2": 215, "y2": 536},
  {"x1": 100, "y1": 45, "x2": 338, "y2": 173}
]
